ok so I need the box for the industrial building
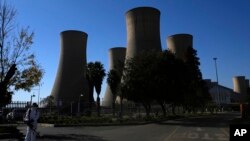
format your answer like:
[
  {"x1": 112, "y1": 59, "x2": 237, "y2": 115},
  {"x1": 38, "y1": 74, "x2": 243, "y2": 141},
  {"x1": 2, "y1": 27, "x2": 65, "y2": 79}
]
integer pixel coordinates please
[{"x1": 49, "y1": 7, "x2": 249, "y2": 112}]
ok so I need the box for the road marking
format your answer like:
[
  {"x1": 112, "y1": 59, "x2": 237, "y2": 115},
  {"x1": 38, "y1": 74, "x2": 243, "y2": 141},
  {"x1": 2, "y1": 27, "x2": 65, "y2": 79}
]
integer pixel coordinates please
[
  {"x1": 220, "y1": 128, "x2": 229, "y2": 137},
  {"x1": 164, "y1": 126, "x2": 179, "y2": 141},
  {"x1": 201, "y1": 133, "x2": 213, "y2": 140},
  {"x1": 215, "y1": 133, "x2": 228, "y2": 140},
  {"x1": 187, "y1": 132, "x2": 199, "y2": 139},
  {"x1": 197, "y1": 127, "x2": 202, "y2": 131}
]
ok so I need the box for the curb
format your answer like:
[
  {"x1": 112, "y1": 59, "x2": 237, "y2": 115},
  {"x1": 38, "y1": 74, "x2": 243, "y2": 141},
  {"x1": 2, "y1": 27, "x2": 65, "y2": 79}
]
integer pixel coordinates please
[{"x1": 39, "y1": 121, "x2": 156, "y2": 127}]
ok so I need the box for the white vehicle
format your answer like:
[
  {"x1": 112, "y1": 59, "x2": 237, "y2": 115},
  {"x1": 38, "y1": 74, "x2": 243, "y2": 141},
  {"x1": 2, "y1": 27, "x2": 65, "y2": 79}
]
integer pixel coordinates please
[{"x1": 6, "y1": 108, "x2": 26, "y2": 121}]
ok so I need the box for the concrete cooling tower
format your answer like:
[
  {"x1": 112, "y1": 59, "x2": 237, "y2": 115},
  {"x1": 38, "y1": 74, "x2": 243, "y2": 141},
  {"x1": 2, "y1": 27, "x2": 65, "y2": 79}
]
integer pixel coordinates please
[
  {"x1": 125, "y1": 7, "x2": 162, "y2": 59},
  {"x1": 233, "y1": 76, "x2": 247, "y2": 102},
  {"x1": 233, "y1": 76, "x2": 247, "y2": 95},
  {"x1": 51, "y1": 30, "x2": 88, "y2": 106},
  {"x1": 167, "y1": 34, "x2": 193, "y2": 61},
  {"x1": 102, "y1": 47, "x2": 126, "y2": 107}
]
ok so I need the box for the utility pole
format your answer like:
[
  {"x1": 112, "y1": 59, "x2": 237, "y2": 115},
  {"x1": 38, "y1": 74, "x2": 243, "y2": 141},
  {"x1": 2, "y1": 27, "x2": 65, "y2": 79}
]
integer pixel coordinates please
[
  {"x1": 78, "y1": 94, "x2": 83, "y2": 115},
  {"x1": 213, "y1": 57, "x2": 220, "y2": 106},
  {"x1": 30, "y1": 93, "x2": 35, "y2": 105},
  {"x1": 37, "y1": 82, "x2": 43, "y2": 107},
  {"x1": 38, "y1": 84, "x2": 40, "y2": 106}
]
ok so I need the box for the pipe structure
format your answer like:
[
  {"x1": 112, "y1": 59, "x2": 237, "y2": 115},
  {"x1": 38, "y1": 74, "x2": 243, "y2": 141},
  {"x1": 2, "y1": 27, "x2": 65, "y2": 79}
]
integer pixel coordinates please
[
  {"x1": 51, "y1": 30, "x2": 88, "y2": 106},
  {"x1": 167, "y1": 34, "x2": 193, "y2": 61},
  {"x1": 102, "y1": 47, "x2": 126, "y2": 107},
  {"x1": 125, "y1": 7, "x2": 162, "y2": 60}
]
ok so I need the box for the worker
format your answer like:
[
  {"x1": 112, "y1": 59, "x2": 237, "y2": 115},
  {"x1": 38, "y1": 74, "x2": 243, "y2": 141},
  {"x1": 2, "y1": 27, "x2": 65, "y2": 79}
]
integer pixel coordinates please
[{"x1": 24, "y1": 103, "x2": 40, "y2": 141}]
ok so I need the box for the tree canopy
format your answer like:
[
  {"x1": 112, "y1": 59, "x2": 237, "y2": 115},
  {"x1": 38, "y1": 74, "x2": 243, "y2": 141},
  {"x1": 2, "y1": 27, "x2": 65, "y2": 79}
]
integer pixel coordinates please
[
  {"x1": 86, "y1": 61, "x2": 105, "y2": 116},
  {"x1": 120, "y1": 48, "x2": 211, "y2": 116},
  {"x1": 0, "y1": 1, "x2": 44, "y2": 107}
]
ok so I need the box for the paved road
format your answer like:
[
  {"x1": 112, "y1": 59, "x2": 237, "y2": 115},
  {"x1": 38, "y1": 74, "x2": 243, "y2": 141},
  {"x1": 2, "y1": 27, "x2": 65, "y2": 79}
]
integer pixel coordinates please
[{"x1": 17, "y1": 112, "x2": 240, "y2": 141}]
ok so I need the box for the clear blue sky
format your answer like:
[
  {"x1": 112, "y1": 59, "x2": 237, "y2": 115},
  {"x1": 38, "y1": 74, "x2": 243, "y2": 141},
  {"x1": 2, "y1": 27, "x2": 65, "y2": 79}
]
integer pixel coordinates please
[{"x1": 9, "y1": 0, "x2": 250, "y2": 102}]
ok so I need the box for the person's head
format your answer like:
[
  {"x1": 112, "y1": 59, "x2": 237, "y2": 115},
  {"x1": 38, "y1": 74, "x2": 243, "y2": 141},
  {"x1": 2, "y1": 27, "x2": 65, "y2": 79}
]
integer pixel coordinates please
[{"x1": 32, "y1": 103, "x2": 38, "y2": 109}]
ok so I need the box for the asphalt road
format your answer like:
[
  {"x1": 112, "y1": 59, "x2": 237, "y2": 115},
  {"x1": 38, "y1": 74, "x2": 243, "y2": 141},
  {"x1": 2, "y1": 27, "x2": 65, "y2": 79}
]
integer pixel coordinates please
[{"x1": 17, "y1": 112, "x2": 241, "y2": 141}]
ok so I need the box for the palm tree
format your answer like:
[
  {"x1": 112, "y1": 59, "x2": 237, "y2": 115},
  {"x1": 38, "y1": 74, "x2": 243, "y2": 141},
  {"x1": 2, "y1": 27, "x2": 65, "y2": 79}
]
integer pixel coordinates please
[
  {"x1": 87, "y1": 61, "x2": 105, "y2": 117},
  {"x1": 107, "y1": 69, "x2": 121, "y2": 117}
]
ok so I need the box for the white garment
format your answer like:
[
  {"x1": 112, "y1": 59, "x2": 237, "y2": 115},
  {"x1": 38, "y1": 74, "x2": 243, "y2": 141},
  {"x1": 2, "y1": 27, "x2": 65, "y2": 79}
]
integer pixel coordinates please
[{"x1": 24, "y1": 107, "x2": 40, "y2": 141}]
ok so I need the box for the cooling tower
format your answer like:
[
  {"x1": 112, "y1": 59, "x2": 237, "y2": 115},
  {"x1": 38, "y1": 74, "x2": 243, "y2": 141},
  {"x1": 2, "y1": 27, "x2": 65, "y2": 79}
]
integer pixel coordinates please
[
  {"x1": 125, "y1": 7, "x2": 162, "y2": 59},
  {"x1": 233, "y1": 76, "x2": 247, "y2": 94},
  {"x1": 233, "y1": 76, "x2": 247, "y2": 102},
  {"x1": 167, "y1": 34, "x2": 193, "y2": 61},
  {"x1": 102, "y1": 47, "x2": 126, "y2": 107},
  {"x1": 51, "y1": 30, "x2": 88, "y2": 106}
]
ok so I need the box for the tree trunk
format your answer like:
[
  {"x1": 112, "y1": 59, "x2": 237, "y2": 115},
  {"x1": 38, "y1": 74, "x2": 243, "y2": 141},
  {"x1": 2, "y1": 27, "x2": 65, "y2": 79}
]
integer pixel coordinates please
[
  {"x1": 112, "y1": 96, "x2": 116, "y2": 117},
  {"x1": 172, "y1": 104, "x2": 176, "y2": 115},
  {"x1": 160, "y1": 103, "x2": 166, "y2": 117},
  {"x1": 87, "y1": 83, "x2": 94, "y2": 116},
  {"x1": 97, "y1": 94, "x2": 100, "y2": 117},
  {"x1": 120, "y1": 96, "x2": 123, "y2": 119},
  {"x1": 142, "y1": 102, "x2": 151, "y2": 117}
]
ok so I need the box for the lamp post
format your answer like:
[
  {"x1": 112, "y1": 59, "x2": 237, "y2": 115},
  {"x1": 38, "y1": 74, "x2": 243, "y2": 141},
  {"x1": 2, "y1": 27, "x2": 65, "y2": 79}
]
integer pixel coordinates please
[
  {"x1": 213, "y1": 57, "x2": 220, "y2": 106},
  {"x1": 38, "y1": 83, "x2": 41, "y2": 106},
  {"x1": 30, "y1": 93, "x2": 35, "y2": 105},
  {"x1": 71, "y1": 101, "x2": 73, "y2": 117},
  {"x1": 78, "y1": 94, "x2": 83, "y2": 115},
  {"x1": 31, "y1": 83, "x2": 42, "y2": 107}
]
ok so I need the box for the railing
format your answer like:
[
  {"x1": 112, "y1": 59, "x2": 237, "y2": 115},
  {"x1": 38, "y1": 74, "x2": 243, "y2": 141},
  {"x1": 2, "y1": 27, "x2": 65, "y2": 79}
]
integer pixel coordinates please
[{"x1": 4, "y1": 101, "x2": 30, "y2": 108}]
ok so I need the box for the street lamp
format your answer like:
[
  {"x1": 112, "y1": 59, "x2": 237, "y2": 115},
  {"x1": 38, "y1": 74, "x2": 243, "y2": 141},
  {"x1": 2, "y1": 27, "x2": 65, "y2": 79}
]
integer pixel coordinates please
[
  {"x1": 30, "y1": 93, "x2": 35, "y2": 105},
  {"x1": 71, "y1": 101, "x2": 73, "y2": 117},
  {"x1": 31, "y1": 82, "x2": 42, "y2": 107},
  {"x1": 38, "y1": 83, "x2": 42, "y2": 106},
  {"x1": 78, "y1": 94, "x2": 83, "y2": 115},
  {"x1": 213, "y1": 57, "x2": 220, "y2": 106}
]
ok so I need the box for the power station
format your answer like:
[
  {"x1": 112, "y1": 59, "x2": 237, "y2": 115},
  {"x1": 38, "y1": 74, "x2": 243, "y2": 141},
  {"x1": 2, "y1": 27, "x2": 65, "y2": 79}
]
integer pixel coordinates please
[
  {"x1": 51, "y1": 30, "x2": 88, "y2": 106},
  {"x1": 49, "y1": 7, "x2": 248, "y2": 112}
]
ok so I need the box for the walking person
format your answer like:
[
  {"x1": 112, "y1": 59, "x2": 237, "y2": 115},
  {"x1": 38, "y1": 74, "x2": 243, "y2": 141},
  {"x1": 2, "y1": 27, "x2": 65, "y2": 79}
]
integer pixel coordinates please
[{"x1": 24, "y1": 103, "x2": 40, "y2": 141}]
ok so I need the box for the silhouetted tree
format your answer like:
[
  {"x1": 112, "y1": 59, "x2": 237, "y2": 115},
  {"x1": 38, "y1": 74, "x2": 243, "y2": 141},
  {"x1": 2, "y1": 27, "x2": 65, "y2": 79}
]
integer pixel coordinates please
[
  {"x1": 183, "y1": 46, "x2": 211, "y2": 112},
  {"x1": 0, "y1": 1, "x2": 44, "y2": 107},
  {"x1": 122, "y1": 53, "x2": 159, "y2": 117},
  {"x1": 40, "y1": 95, "x2": 54, "y2": 107},
  {"x1": 107, "y1": 69, "x2": 121, "y2": 117},
  {"x1": 121, "y1": 47, "x2": 210, "y2": 116}
]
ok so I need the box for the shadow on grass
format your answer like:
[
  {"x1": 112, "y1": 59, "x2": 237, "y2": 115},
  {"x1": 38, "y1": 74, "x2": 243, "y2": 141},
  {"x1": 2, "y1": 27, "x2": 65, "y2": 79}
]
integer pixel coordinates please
[{"x1": 38, "y1": 134, "x2": 106, "y2": 141}]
